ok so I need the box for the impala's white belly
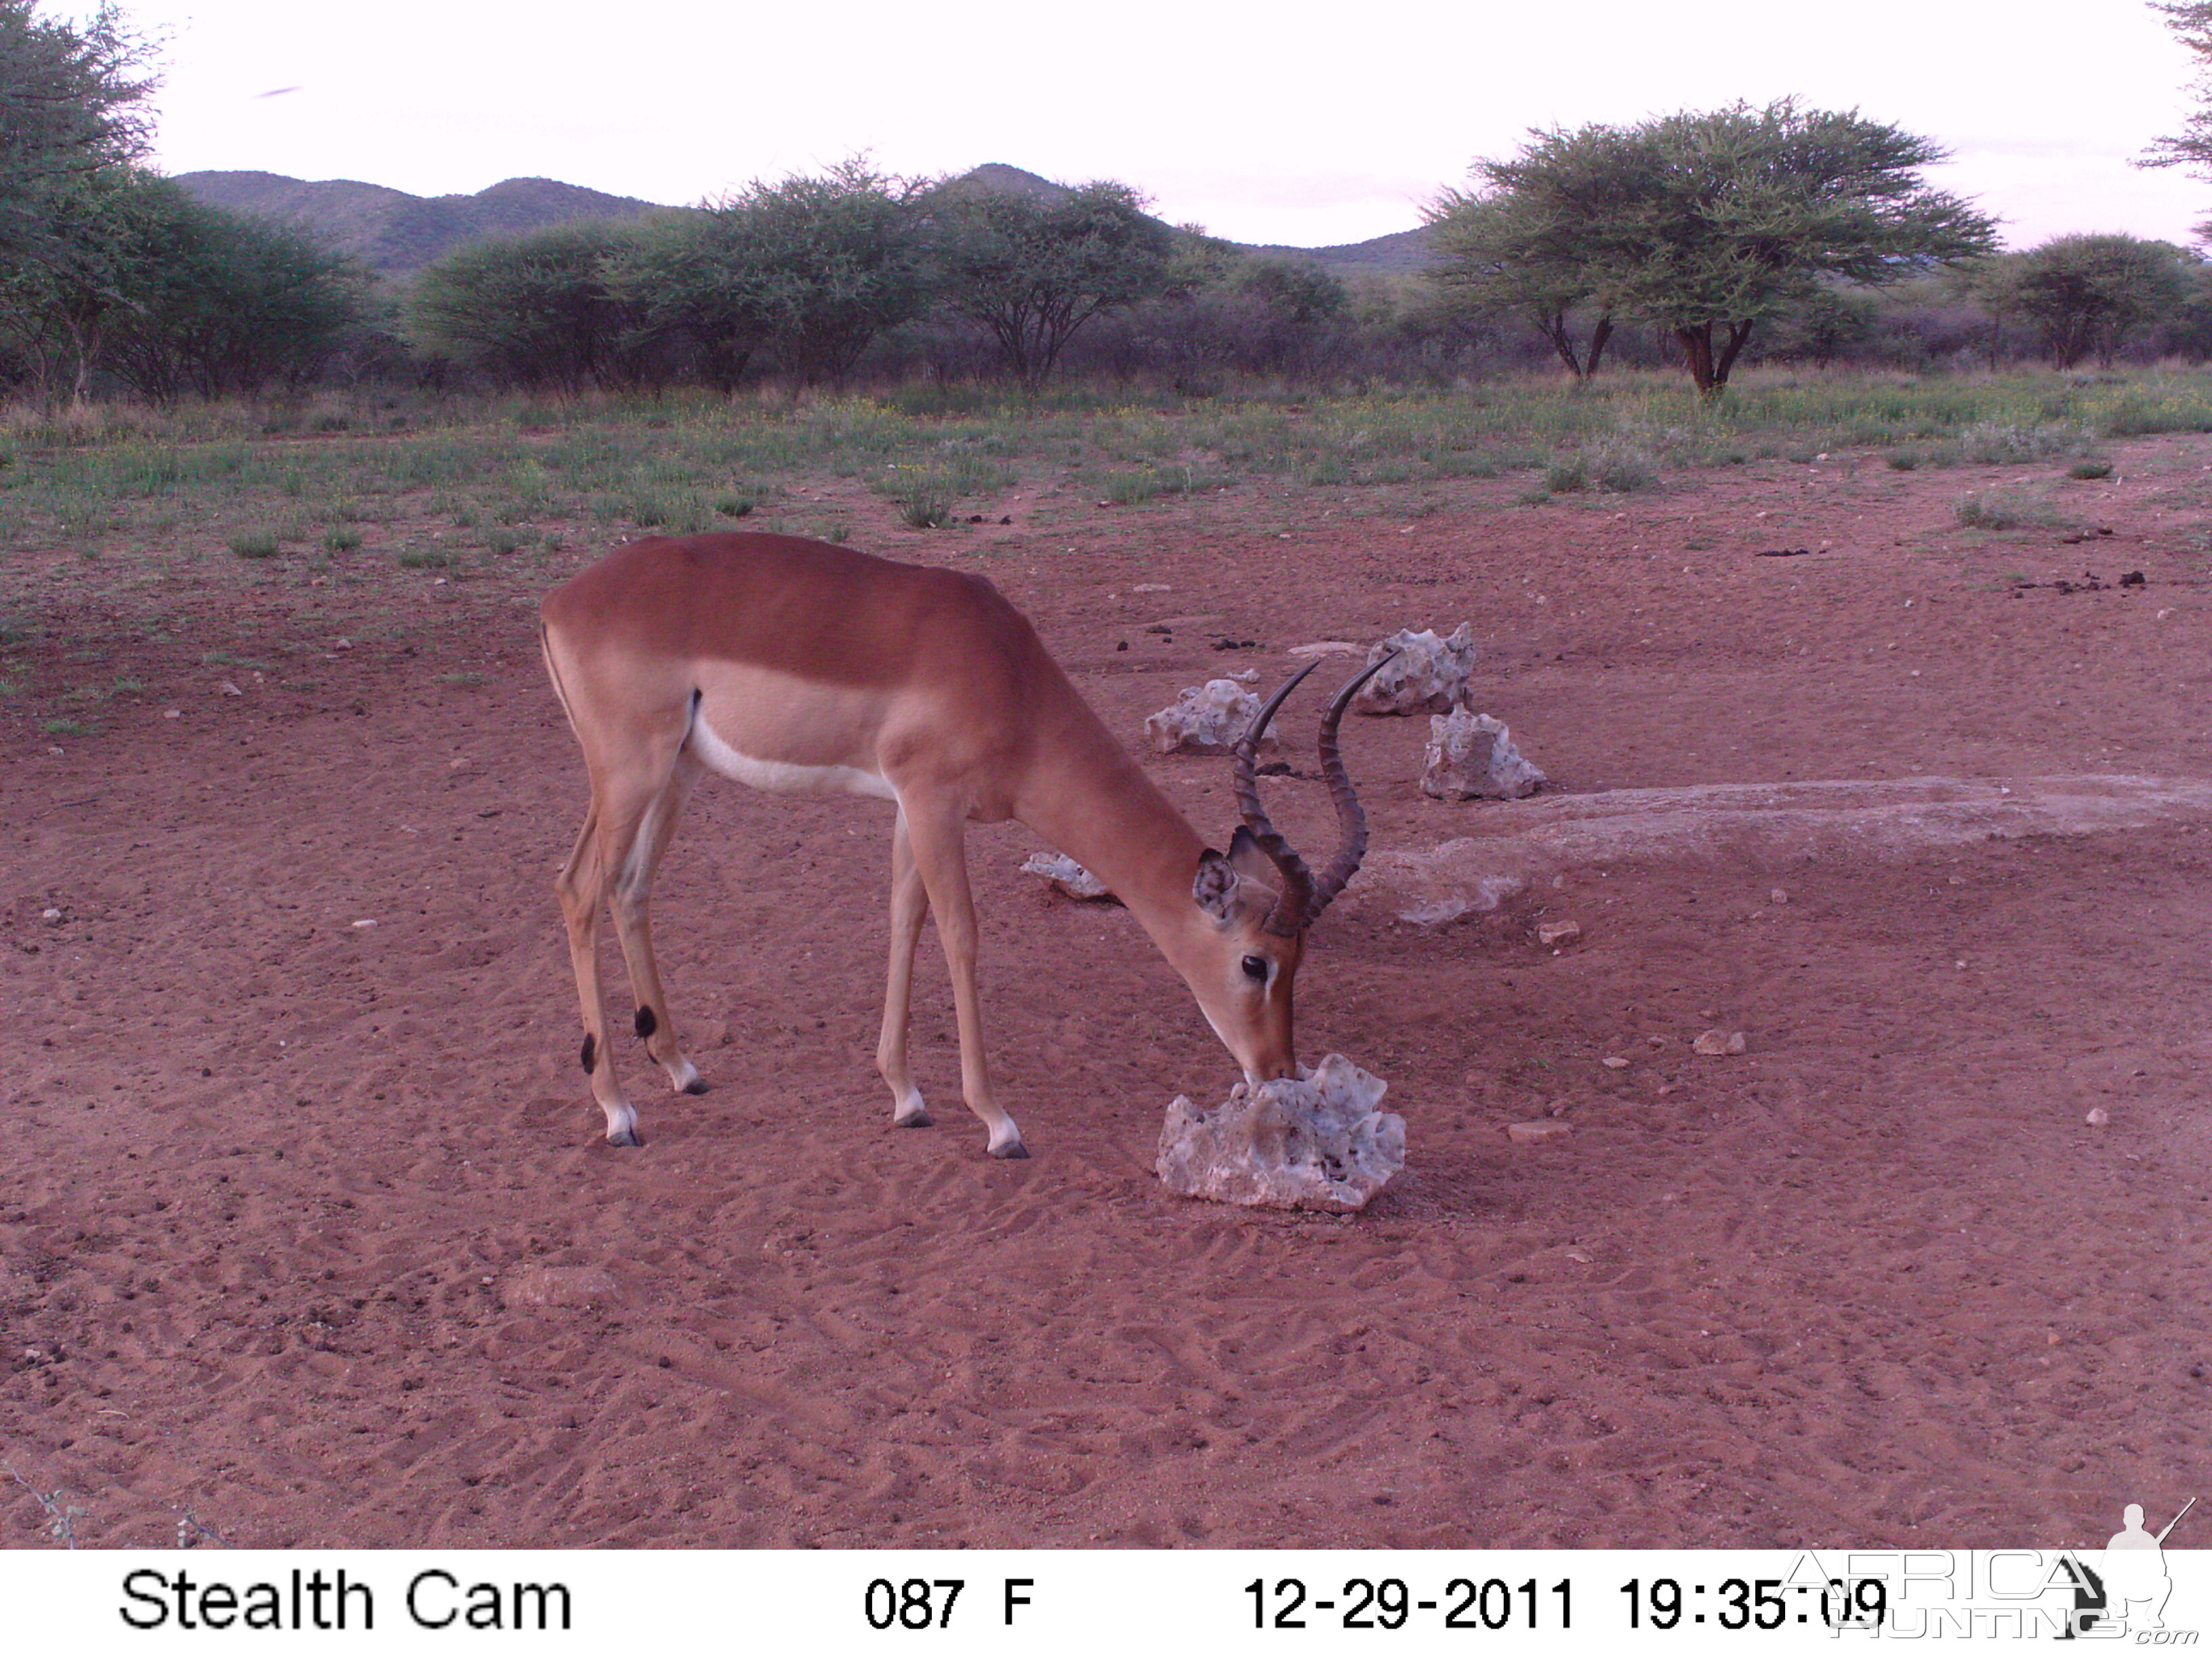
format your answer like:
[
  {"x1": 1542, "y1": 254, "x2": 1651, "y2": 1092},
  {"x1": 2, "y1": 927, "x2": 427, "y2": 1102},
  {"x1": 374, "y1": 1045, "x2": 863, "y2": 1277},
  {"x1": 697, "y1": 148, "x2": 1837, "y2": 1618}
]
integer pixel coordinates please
[{"x1": 689, "y1": 709, "x2": 897, "y2": 800}]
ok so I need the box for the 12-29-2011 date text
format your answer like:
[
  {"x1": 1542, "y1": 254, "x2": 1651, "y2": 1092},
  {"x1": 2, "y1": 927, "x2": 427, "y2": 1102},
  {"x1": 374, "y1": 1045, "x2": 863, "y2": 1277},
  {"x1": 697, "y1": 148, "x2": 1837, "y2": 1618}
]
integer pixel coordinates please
[{"x1": 1247, "y1": 1576, "x2": 1571, "y2": 1631}]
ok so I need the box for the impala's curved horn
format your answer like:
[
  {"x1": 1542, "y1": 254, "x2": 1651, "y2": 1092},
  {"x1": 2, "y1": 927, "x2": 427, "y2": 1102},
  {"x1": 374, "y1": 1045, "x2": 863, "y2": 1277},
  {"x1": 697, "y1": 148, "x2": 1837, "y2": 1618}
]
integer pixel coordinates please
[
  {"x1": 1305, "y1": 649, "x2": 1396, "y2": 921},
  {"x1": 1231, "y1": 662, "x2": 1319, "y2": 937}
]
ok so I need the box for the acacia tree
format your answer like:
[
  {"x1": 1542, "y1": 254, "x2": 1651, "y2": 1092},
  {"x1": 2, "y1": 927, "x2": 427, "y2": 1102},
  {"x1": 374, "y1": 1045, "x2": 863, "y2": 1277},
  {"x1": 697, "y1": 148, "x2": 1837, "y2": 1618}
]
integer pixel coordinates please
[
  {"x1": 0, "y1": 171, "x2": 369, "y2": 401},
  {"x1": 701, "y1": 159, "x2": 930, "y2": 388},
  {"x1": 2146, "y1": 0, "x2": 2212, "y2": 237},
  {"x1": 604, "y1": 163, "x2": 929, "y2": 392},
  {"x1": 104, "y1": 188, "x2": 368, "y2": 399},
  {"x1": 1227, "y1": 256, "x2": 1351, "y2": 376},
  {"x1": 0, "y1": 162, "x2": 155, "y2": 398},
  {"x1": 0, "y1": 0, "x2": 155, "y2": 258},
  {"x1": 409, "y1": 223, "x2": 659, "y2": 392},
  {"x1": 1763, "y1": 286, "x2": 1878, "y2": 367},
  {"x1": 0, "y1": 1, "x2": 159, "y2": 400},
  {"x1": 606, "y1": 209, "x2": 771, "y2": 393},
  {"x1": 1943, "y1": 256, "x2": 2023, "y2": 368},
  {"x1": 1426, "y1": 145, "x2": 1631, "y2": 379},
  {"x1": 2005, "y1": 235, "x2": 2192, "y2": 367},
  {"x1": 1431, "y1": 102, "x2": 1996, "y2": 394},
  {"x1": 933, "y1": 180, "x2": 1174, "y2": 390}
]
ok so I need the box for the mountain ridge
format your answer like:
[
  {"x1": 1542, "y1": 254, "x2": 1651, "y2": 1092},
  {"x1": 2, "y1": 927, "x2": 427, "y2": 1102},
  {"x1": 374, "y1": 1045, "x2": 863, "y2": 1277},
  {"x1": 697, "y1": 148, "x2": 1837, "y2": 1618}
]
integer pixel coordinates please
[
  {"x1": 173, "y1": 164, "x2": 1432, "y2": 279},
  {"x1": 173, "y1": 171, "x2": 667, "y2": 274}
]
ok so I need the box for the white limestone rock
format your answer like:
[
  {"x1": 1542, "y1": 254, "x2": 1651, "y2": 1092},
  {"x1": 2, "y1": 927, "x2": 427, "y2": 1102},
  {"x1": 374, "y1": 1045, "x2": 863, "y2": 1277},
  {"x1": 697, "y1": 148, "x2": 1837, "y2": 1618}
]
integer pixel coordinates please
[
  {"x1": 1351, "y1": 624, "x2": 1477, "y2": 715},
  {"x1": 498, "y1": 1263, "x2": 620, "y2": 1309},
  {"x1": 1021, "y1": 851, "x2": 1114, "y2": 901},
  {"x1": 1144, "y1": 678, "x2": 1274, "y2": 755},
  {"x1": 1421, "y1": 709, "x2": 1547, "y2": 800},
  {"x1": 1156, "y1": 1054, "x2": 1405, "y2": 1213}
]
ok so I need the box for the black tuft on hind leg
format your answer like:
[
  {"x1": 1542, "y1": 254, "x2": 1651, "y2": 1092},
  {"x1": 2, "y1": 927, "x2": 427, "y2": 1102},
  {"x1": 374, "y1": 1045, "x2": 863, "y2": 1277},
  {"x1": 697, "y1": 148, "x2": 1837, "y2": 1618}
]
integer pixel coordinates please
[{"x1": 634, "y1": 1004, "x2": 657, "y2": 1040}]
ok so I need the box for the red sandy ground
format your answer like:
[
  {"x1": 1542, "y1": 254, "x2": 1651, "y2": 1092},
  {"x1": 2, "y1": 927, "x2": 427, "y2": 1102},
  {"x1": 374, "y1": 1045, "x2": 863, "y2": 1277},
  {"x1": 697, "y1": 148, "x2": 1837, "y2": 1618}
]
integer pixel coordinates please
[{"x1": 3, "y1": 436, "x2": 2209, "y2": 1551}]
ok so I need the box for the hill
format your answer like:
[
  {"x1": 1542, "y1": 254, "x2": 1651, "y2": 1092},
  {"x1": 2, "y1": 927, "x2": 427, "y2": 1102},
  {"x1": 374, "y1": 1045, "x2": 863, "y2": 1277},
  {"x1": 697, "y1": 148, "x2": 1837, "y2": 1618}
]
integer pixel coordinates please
[
  {"x1": 171, "y1": 165, "x2": 1433, "y2": 279},
  {"x1": 1245, "y1": 226, "x2": 1434, "y2": 277},
  {"x1": 172, "y1": 171, "x2": 668, "y2": 274},
  {"x1": 944, "y1": 163, "x2": 1432, "y2": 276},
  {"x1": 936, "y1": 162, "x2": 1073, "y2": 207}
]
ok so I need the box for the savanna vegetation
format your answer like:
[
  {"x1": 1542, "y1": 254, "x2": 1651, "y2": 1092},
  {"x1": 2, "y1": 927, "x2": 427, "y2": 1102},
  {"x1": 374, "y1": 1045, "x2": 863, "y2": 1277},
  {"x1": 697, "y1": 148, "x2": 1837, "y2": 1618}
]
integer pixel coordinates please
[
  {"x1": 5, "y1": 366, "x2": 2210, "y2": 569},
  {"x1": 1425, "y1": 101, "x2": 1999, "y2": 394},
  {"x1": 2, "y1": 0, "x2": 2212, "y2": 609},
  {"x1": 12, "y1": 0, "x2": 2212, "y2": 415}
]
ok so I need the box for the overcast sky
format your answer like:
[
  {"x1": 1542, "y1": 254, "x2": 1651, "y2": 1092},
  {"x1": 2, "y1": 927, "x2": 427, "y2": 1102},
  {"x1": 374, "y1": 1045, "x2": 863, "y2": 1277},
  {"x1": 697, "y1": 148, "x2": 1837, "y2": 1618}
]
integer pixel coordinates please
[{"x1": 84, "y1": 0, "x2": 2212, "y2": 250}]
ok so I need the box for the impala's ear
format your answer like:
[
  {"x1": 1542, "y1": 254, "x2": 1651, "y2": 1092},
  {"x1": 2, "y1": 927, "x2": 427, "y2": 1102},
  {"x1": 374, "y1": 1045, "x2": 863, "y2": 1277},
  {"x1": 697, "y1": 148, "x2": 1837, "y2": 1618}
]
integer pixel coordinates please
[
  {"x1": 1196, "y1": 840, "x2": 1279, "y2": 924},
  {"x1": 1193, "y1": 848, "x2": 1242, "y2": 923},
  {"x1": 1225, "y1": 824, "x2": 1275, "y2": 885}
]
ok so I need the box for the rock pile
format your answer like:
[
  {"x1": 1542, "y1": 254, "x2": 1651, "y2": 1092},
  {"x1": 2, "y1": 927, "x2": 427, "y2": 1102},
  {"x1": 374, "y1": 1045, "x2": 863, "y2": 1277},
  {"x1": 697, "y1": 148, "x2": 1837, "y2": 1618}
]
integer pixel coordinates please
[
  {"x1": 1421, "y1": 709, "x2": 1547, "y2": 800},
  {"x1": 1156, "y1": 1054, "x2": 1404, "y2": 1213},
  {"x1": 1350, "y1": 624, "x2": 1477, "y2": 716},
  {"x1": 1020, "y1": 851, "x2": 1113, "y2": 901},
  {"x1": 1144, "y1": 679, "x2": 1273, "y2": 755}
]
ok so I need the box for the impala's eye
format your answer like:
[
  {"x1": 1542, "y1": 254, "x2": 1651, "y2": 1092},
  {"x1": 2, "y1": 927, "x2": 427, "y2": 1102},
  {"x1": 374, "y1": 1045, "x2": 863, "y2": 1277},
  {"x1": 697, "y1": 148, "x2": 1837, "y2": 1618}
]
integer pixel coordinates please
[{"x1": 1241, "y1": 954, "x2": 1269, "y2": 983}]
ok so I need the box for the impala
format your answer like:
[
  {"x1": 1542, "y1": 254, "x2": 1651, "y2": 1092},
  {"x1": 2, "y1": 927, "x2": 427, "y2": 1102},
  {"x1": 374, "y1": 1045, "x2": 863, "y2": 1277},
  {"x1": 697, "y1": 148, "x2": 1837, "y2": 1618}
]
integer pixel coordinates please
[{"x1": 538, "y1": 531, "x2": 1386, "y2": 1156}]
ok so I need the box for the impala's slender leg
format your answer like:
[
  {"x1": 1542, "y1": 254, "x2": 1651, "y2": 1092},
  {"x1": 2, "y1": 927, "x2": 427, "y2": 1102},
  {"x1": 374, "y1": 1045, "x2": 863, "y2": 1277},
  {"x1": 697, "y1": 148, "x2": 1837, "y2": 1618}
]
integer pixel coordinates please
[
  {"x1": 556, "y1": 795, "x2": 639, "y2": 1145},
  {"x1": 901, "y1": 799, "x2": 1027, "y2": 1159},
  {"x1": 555, "y1": 720, "x2": 688, "y2": 1147},
  {"x1": 555, "y1": 803, "x2": 613, "y2": 1109},
  {"x1": 876, "y1": 808, "x2": 933, "y2": 1130},
  {"x1": 608, "y1": 751, "x2": 708, "y2": 1097}
]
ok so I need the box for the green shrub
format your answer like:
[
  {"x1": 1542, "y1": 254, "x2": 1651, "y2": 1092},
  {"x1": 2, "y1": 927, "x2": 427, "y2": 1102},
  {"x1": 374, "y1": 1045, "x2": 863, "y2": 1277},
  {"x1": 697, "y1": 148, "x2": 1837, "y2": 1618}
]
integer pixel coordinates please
[
  {"x1": 624, "y1": 489, "x2": 713, "y2": 533},
  {"x1": 411, "y1": 222, "x2": 657, "y2": 393},
  {"x1": 899, "y1": 493, "x2": 953, "y2": 529},
  {"x1": 885, "y1": 464, "x2": 958, "y2": 525},
  {"x1": 1429, "y1": 450, "x2": 1500, "y2": 478},
  {"x1": 321, "y1": 527, "x2": 362, "y2": 553},
  {"x1": 1886, "y1": 451, "x2": 1920, "y2": 470},
  {"x1": 1100, "y1": 468, "x2": 1177, "y2": 505},
  {"x1": 2066, "y1": 459, "x2": 2113, "y2": 480},
  {"x1": 1955, "y1": 489, "x2": 2062, "y2": 531},
  {"x1": 1585, "y1": 437, "x2": 1658, "y2": 492},
  {"x1": 1957, "y1": 421, "x2": 2084, "y2": 464},
  {"x1": 228, "y1": 530, "x2": 280, "y2": 558}
]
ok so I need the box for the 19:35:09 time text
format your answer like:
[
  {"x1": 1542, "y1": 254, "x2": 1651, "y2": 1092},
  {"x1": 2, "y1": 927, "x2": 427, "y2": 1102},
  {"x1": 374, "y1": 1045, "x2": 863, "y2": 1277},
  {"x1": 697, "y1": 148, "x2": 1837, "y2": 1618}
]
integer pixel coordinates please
[{"x1": 1621, "y1": 1577, "x2": 1890, "y2": 1630}]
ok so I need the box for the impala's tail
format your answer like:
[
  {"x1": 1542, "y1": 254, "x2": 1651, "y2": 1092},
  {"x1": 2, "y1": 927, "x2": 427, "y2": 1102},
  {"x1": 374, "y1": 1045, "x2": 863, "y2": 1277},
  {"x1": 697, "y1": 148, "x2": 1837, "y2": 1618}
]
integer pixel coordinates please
[{"x1": 538, "y1": 619, "x2": 583, "y2": 741}]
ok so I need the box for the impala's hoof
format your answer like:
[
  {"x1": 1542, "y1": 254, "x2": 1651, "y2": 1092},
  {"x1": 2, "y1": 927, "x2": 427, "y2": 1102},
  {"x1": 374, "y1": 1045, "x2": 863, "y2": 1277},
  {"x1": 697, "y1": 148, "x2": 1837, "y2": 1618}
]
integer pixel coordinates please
[
  {"x1": 607, "y1": 1128, "x2": 642, "y2": 1148},
  {"x1": 682, "y1": 1078, "x2": 709, "y2": 1097},
  {"x1": 990, "y1": 1139, "x2": 1030, "y2": 1161},
  {"x1": 895, "y1": 1107, "x2": 933, "y2": 1128}
]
